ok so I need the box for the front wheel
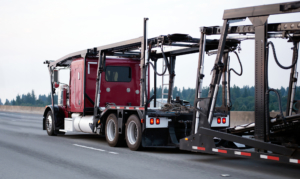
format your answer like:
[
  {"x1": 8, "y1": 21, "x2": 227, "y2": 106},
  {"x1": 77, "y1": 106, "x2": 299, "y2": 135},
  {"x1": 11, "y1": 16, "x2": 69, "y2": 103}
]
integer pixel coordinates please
[
  {"x1": 125, "y1": 114, "x2": 142, "y2": 151},
  {"x1": 45, "y1": 111, "x2": 56, "y2": 136}
]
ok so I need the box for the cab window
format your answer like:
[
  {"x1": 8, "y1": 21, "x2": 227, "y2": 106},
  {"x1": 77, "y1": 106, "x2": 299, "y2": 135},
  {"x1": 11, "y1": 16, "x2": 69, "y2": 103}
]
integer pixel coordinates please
[{"x1": 105, "y1": 66, "x2": 131, "y2": 82}]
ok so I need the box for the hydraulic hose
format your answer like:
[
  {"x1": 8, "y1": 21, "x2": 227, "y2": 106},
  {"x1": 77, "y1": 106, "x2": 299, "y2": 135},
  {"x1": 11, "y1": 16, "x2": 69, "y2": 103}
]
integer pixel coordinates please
[
  {"x1": 266, "y1": 88, "x2": 285, "y2": 122},
  {"x1": 227, "y1": 51, "x2": 243, "y2": 108},
  {"x1": 144, "y1": 43, "x2": 170, "y2": 107},
  {"x1": 265, "y1": 41, "x2": 298, "y2": 119},
  {"x1": 229, "y1": 51, "x2": 243, "y2": 76},
  {"x1": 146, "y1": 45, "x2": 169, "y2": 76},
  {"x1": 264, "y1": 41, "x2": 296, "y2": 139},
  {"x1": 267, "y1": 41, "x2": 298, "y2": 69}
]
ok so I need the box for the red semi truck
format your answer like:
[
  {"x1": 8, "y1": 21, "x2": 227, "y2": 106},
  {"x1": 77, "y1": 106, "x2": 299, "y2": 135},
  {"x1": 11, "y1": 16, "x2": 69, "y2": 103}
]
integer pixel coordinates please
[{"x1": 43, "y1": 19, "x2": 239, "y2": 150}]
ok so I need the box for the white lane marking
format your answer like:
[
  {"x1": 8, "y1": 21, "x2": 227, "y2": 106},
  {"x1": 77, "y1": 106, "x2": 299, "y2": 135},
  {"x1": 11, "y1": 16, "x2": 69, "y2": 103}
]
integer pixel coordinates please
[
  {"x1": 73, "y1": 144, "x2": 105, "y2": 152},
  {"x1": 73, "y1": 144, "x2": 118, "y2": 154},
  {"x1": 109, "y1": 152, "x2": 119, "y2": 155}
]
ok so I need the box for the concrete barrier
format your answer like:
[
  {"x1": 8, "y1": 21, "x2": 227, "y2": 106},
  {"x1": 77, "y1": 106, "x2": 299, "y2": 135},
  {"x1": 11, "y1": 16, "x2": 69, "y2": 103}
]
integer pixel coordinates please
[
  {"x1": 0, "y1": 105, "x2": 44, "y2": 115},
  {"x1": 230, "y1": 111, "x2": 285, "y2": 127},
  {"x1": 230, "y1": 111, "x2": 254, "y2": 127},
  {"x1": 0, "y1": 105, "x2": 284, "y2": 127}
]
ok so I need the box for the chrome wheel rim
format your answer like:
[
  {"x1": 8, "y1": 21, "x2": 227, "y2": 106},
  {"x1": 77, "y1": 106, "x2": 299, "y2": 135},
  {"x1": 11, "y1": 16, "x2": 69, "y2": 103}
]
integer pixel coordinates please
[
  {"x1": 107, "y1": 119, "x2": 116, "y2": 141},
  {"x1": 127, "y1": 121, "x2": 138, "y2": 145},
  {"x1": 46, "y1": 115, "x2": 52, "y2": 132}
]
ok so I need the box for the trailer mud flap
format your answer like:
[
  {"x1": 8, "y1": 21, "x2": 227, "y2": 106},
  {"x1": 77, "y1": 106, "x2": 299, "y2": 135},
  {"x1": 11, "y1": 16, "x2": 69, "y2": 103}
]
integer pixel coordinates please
[
  {"x1": 168, "y1": 122, "x2": 179, "y2": 146},
  {"x1": 142, "y1": 128, "x2": 169, "y2": 147},
  {"x1": 180, "y1": 132, "x2": 215, "y2": 152}
]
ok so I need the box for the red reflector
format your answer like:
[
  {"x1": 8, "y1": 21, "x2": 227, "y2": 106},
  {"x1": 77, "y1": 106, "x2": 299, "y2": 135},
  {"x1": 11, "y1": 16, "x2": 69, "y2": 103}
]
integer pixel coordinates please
[
  {"x1": 217, "y1": 118, "x2": 221, "y2": 124},
  {"x1": 54, "y1": 82, "x2": 59, "y2": 88},
  {"x1": 218, "y1": 149, "x2": 227, "y2": 154},
  {"x1": 156, "y1": 118, "x2": 160, "y2": 124},
  {"x1": 197, "y1": 147, "x2": 205, "y2": 151},
  {"x1": 268, "y1": 156, "x2": 279, "y2": 161},
  {"x1": 241, "y1": 152, "x2": 251, "y2": 156},
  {"x1": 222, "y1": 118, "x2": 226, "y2": 124},
  {"x1": 150, "y1": 118, "x2": 154, "y2": 125},
  {"x1": 141, "y1": 119, "x2": 144, "y2": 123}
]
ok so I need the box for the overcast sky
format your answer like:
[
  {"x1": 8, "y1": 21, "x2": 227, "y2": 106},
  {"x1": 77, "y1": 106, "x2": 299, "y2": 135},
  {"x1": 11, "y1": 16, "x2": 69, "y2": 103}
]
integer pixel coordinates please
[{"x1": 1, "y1": 0, "x2": 300, "y2": 102}]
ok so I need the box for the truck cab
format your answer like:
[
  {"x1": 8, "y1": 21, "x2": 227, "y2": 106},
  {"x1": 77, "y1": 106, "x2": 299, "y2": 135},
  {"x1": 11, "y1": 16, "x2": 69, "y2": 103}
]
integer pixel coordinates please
[{"x1": 69, "y1": 57, "x2": 141, "y2": 113}]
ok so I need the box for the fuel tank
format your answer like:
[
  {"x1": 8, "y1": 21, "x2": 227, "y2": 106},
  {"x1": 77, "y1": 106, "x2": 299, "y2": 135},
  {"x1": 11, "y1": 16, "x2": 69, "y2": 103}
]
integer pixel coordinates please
[{"x1": 72, "y1": 113, "x2": 94, "y2": 134}]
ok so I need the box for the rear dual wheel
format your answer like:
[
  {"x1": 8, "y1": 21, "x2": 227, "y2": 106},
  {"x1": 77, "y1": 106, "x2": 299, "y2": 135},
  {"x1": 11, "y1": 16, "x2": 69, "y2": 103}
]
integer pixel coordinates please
[
  {"x1": 105, "y1": 113, "x2": 124, "y2": 147},
  {"x1": 125, "y1": 114, "x2": 142, "y2": 151},
  {"x1": 105, "y1": 113, "x2": 142, "y2": 150}
]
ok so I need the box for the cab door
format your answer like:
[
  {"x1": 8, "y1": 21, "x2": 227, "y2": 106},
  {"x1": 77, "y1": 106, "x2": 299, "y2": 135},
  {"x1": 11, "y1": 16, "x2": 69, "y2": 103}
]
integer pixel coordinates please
[{"x1": 100, "y1": 59, "x2": 140, "y2": 106}]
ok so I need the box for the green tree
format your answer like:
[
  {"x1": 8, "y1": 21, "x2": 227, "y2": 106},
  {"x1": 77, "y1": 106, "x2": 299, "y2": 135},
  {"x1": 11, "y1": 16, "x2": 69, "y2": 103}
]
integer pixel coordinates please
[
  {"x1": 11, "y1": 99, "x2": 16, "y2": 105},
  {"x1": 173, "y1": 86, "x2": 179, "y2": 99},
  {"x1": 4, "y1": 99, "x2": 10, "y2": 105},
  {"x1": 16, "y1": 94, "x2": 21, "y2": 105},
  {"x1": 242, "y1": 86, "x2": 249, "y2": 97},
  {"x1": 31, "y1": 90, "x2": 36, "y2": 106}
]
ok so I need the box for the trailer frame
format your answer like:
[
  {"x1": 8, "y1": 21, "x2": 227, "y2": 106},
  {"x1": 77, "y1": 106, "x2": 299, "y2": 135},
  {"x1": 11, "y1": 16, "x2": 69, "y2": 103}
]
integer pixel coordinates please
[{"x1": 180, "y1": 1, "x2": 300, "y2": 165}]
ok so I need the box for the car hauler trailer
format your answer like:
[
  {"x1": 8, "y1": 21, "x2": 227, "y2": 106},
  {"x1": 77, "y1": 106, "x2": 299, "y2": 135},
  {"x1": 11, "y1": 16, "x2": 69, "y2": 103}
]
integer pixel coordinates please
[
  {"x1": 180, "y1": 1, "x2": 300, "y2": 165},
  {"x1": 42, "y1": 19, "x2": 241, "y2": 150}
]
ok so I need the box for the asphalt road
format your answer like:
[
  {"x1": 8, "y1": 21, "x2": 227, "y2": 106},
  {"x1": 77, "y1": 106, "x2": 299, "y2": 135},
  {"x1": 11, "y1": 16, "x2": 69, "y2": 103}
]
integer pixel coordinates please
[{"x1": 0, "y1": 111, "x2": 300, "y2": 179}]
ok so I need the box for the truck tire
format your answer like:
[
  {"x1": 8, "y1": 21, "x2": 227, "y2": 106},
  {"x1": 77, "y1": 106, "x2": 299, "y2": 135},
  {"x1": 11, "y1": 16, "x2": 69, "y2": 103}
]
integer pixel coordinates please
[
  {"x1": 45, "y1": 111, "x2": 56, "y2": 136},
  {"x1": 105, "y1": 113, "x2": 123, "y2": 147},
  {"x1": 125, "y1": 114, "x2": 142, "y2": 151}
]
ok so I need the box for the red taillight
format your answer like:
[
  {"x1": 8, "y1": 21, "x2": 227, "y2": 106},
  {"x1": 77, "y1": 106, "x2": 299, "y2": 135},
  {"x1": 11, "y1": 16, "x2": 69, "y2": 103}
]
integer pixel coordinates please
[
  {"x1": 150, "y1": 118, "x2": 154, "y2": 125},
  {"x1": 141, "y1": 119, "x2": 144, "y2": 123},
  {"x1": 222, "y1": 118, "x2": 226, "y2": 124},
  {"x1": 156, "y1": 118, "x2": 160, "y2": 125},
  {"x1": 217, "y1": 118, "x2": 221, "y2": 124}
]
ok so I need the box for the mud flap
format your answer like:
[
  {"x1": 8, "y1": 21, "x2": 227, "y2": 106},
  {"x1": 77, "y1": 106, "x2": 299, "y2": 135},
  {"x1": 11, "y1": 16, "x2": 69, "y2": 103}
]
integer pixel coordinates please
[
  {"x1": 180, "y1": 97, "x2": 216, "y2": 151},
  {"x1": 168, "y1": 122, "x2": 179, "y2": 146},
  {"x1": 180, "y1": 132, "x2": 216, "y2": 152}
]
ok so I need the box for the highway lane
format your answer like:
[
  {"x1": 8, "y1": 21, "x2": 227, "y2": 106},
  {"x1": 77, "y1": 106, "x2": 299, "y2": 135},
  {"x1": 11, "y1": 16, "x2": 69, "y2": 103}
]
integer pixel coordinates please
[{"x1": 0, "y1": 111, "x2": 300, "y2": 179}]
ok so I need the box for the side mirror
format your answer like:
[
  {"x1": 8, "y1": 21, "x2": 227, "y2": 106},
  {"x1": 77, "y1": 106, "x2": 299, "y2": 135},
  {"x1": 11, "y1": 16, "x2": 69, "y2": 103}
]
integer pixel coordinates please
[{"x1": 53, "y1": 70, "x2": 59, "y2": 83}]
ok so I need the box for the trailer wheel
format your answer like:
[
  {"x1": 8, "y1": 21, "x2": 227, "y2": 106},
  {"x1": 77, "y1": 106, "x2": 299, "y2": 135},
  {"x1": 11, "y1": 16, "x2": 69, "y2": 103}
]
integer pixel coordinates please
[
  {"x1": 105, "y1": 113, "x2": 123, "y2": 147},
  {"x1": 45, "y1": 111, "x2": 56, "y2": 136},
  {"x1": 125, "y1": 114, "x2": 142, "y2": 151}
]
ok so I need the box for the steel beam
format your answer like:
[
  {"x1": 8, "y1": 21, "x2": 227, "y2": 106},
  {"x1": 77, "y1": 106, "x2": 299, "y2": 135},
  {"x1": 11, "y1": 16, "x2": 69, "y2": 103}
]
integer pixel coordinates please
[
  {"x1": 198, "y1": 127, "x2": 294, "y2": 156},
  {"x1": 222, "y1": 52, "x2": 229, "y2": 107},
  {"x1": 286, "y1": 42, "x2": 300, "y2": 116},
  {"x1": 167, "y1": 56, "x2": 176, "y2": 103},
  {"x1": 192, "y1": 31, "x2": 206, "y2": 134},
  {"x1": 49, "y1": 37, "x2": 142, "y2": 68},
  {"x1": 201, "y1": 21, "x2": 300, "y2": 35},
  {"x1": 207, "y1": 20, "x2": 229, "y2": 124},
  {"x1": 223, "y1": 1, "x2": 300, "y2": 20},
  {"x1": 249, "y1": 16, "x2": 269, "y2": 141},
  {"x1": 154, "y1": 59, "x2": 157, "y2": 107}
]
